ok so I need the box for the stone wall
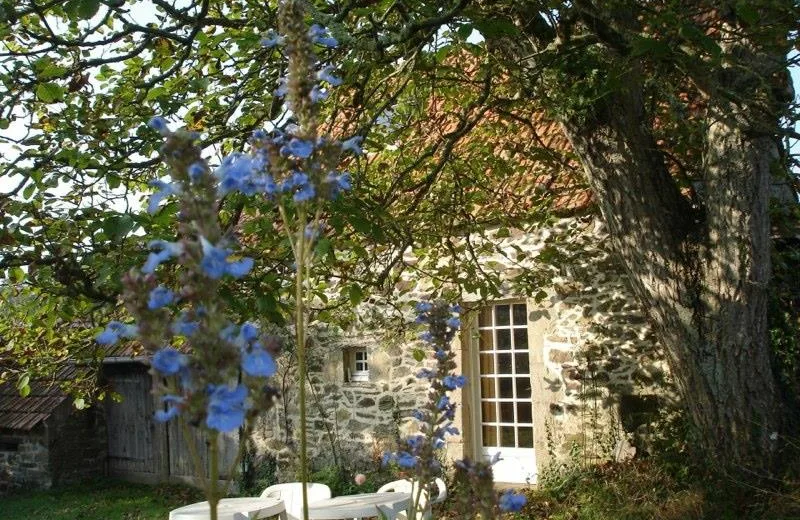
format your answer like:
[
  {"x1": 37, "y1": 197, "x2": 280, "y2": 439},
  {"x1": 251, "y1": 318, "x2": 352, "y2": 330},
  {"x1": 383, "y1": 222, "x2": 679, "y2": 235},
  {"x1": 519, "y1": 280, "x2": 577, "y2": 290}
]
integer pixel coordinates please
[
  {"x1": 0, "y1": 402, "x2": 106, "y2": 494},
  {"x1": 0, "y1": 430, "x2": 51, "y2": 492},
  {"x1": 252, "y1": 217, "x2": 676, "y2": 480}
]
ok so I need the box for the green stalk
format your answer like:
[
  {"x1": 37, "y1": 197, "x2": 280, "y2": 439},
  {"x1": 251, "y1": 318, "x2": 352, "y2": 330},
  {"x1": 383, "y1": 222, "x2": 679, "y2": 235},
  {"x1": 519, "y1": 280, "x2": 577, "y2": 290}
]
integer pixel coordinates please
[
  {"x1": 295, "y1": 206, "x2": 310, "y2": 520},
  {"x1": 209, "y1": 432, "x2": 219, "y2": 520}
]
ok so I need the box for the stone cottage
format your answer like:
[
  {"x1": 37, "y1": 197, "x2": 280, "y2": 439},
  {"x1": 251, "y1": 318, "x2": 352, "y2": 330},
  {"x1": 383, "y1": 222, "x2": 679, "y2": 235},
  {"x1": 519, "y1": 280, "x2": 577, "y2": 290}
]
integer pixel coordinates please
[
  {"x1": 0, "y1": 365, "x2": 106, "y2": 492},
  {"x1": 250, "y1": 217, "x2": 677, "y2": 485}
]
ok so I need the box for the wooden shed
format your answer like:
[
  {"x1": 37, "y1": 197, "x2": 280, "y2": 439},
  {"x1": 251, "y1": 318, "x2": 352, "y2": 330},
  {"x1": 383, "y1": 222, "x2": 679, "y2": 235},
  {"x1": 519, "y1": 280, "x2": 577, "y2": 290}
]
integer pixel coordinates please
[{"x1": 0, "y1": 365, "x2": 106, "y2": 492}]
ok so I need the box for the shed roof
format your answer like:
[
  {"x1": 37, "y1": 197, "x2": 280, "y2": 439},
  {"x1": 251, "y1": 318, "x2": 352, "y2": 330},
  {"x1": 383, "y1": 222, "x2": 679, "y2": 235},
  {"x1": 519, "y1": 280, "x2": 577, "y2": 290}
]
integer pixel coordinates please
[{"x1": 0, "y1": 365, "x2": 79, "y2": 432}]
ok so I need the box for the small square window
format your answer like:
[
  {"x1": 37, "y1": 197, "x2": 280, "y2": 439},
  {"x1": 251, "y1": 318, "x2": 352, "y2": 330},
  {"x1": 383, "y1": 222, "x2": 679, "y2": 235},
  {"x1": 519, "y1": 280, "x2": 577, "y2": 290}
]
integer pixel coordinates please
[{"x1": 348, "y1": 348, "x2": 369, "y2": 382}]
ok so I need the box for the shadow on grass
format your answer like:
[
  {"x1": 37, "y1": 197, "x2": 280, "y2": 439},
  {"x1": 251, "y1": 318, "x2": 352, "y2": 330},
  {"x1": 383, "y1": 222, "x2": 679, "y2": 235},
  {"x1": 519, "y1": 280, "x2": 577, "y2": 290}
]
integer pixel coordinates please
[{"x1": 1, "y1": 479, "x2": 204, "y2": 520}]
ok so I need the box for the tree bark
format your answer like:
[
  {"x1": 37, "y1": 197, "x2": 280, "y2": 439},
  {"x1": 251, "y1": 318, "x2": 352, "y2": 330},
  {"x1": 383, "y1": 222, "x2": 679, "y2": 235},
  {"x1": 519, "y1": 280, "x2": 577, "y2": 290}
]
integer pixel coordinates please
[
  {"x1": 559, "y1": 70, "x2": 782, "y2": 473},
  {"x1": 484, "y1": 2, "x2": 791, "y2": 473}
]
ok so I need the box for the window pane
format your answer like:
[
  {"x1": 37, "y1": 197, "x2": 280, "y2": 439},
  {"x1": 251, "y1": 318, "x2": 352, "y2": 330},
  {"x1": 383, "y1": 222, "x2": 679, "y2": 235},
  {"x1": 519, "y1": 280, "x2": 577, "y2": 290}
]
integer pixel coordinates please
[
  {"x1": 513, "y1": 329, "x2": 528, "y2": 350},
  {"x1": 481, "y1": 401, "x2": 497, "y2": 422},
  {"x1": 479, "y1": 329, "x2": 493, "y2": 351},
  {"x1": 499, "y1": 378, "x2": 513, "y2": 398},
  {"x1": 513, "y1": 304, "x2": 527, "y2": 326},
  {"x1": 482, "y1": 425, "x2": 498, "y2": 447},
  {"x1": 517, "y1": 402, "x2": 533, "y2": 424},
  {"x1": 500, "y1": 402, "x2": 514, "y2": 423},
  {"x1": 497, "y1": 329, "x2": 511, "y2": 350},
  {"x1": 518, "y1": 427, "x2": 534, "y2": 448},
  {"x1": 478, "y1": 307, "x2": 493, "y2": 328},
  {"x1": 497, "y1": 353, "x2": 512, "y2": 374},
  {"x1": 480, "y1": 378, "x2": 496, "y2": 399},
  {"x1": 496, "y1": 305, "x2": 510, "y2": 326},
  {"x1": 516, "y1": 377, "x2": 532, "y2": 399},
  {"x1": 479, "y1": 354, "x2": 495, "y2": 373},
  {"x1": 500, "y1": 426, "x2": 515, "y2": 447},
  {"x1": 515, "y1": 354, "x2": 530, "y2": 374}
]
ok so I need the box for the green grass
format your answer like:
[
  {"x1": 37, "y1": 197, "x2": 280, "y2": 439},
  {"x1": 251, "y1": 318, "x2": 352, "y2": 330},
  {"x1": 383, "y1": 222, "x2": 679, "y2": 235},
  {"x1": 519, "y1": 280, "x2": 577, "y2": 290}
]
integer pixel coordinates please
[{"x1": 0, "y1": 479, "x2": 204, "y2": 520}]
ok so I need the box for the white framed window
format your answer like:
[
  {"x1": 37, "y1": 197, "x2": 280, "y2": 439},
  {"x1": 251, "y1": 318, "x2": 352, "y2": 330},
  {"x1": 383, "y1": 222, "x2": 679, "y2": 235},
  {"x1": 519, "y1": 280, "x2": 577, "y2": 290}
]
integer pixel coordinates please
[{"x1": 348, "y1": 348, "x2": 369, "y2": 382}]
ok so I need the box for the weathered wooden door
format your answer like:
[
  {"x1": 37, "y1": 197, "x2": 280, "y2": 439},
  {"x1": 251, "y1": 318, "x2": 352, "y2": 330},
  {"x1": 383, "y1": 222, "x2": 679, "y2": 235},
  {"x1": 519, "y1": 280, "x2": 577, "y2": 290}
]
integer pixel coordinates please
[
  {"x1": 105, "y1": 363, "x2": 239, "y2": 484},
  {"x1": 105, "y1": 365, "x2": 158, "y2": 477}
]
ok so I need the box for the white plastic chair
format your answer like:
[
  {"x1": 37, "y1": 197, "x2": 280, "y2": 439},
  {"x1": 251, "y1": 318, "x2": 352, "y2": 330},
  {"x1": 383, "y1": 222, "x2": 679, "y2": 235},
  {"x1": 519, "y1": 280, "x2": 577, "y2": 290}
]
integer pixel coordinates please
[
  {"x1": 260, "y1": 482, "x2": 332, "y2": 520},
  {"x1": 377, "y1": 478, "x2": 447, "y2": 520}
]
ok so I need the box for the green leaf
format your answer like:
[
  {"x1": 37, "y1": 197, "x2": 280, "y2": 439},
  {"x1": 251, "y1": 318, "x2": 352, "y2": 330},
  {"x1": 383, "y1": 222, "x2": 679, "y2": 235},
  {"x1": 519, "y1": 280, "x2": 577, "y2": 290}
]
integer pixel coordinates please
[
  {"x1": 315, "y1": 237, "x2": 332, "y2": 257},
  {"x1": 102, "y1": 215, "x2": 135, "y2": 240},
  {"x1": 146, "y1": 86, "x2": 166, "y2": 101},
  {"x1": 22, "y1": 183, "x2": 35, "y2": 200},
  {"x1": 16, "y1": 374, "x2": 29, "y2": 391},
  {"x1": 107, "y1": 173, "x2": 121, "y2": 189},
  {"x1": 36, "y1": 82, "x2": 64, "y2": 103},
  {"x1": 412, "y1": 348, "x2": 426, "y2": 363},
  {"x1": 630, "y1": 36, "x2": 672, "y2": 59},
  {"x1": 472, "y1": 18, "x2": 519, "y2": 38},
  {"x1": 19, "y1": 384, "x2": 31, "y2": 398},
  {"x1": 348, "y1": 213, "x2": 372, "y2": 235},
  {"x1": 9, "y1": 266, "x2": 25, "y2": 283},
  {"x1": 68, "y1": 0, "x2": 100, "y2": 20},
  {"x1": 735, "y1": 2, "x2": 759, "y2": 25},
  {"x1": 679, "y1": 23, "x2": 721, "y2": 60},
  {"x1": 457, "y1": 24, "x2": 474, "y2": 39},
  {"x1": 0, "y1": 119, "x2": 8, "y2": 130},
  {"x1": 73, "y1": 397, "x2": 86, "y2": 410},
  {"x1": 348, "y1": 284, "x2": 364, "y2": 306}
]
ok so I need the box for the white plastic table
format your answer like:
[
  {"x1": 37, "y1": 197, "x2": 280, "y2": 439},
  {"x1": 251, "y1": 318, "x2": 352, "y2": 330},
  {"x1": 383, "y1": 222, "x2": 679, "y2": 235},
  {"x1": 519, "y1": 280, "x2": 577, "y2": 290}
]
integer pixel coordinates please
[
  {"x1": 169, "y1": 497, "x2": 287, "y2": 520},
  {"x1": 307, "y1": 492, "x2": 412, "y2": 520}
]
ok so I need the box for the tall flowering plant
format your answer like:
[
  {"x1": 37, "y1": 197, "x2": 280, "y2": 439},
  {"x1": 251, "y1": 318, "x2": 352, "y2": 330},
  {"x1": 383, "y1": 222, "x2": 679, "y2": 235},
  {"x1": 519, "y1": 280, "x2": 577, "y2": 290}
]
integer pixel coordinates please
[
  {"x1": 95, "y1": 1, "x2": 358, "y2": 518},
  {"x1": 385, "y1": 300, "x2": 526, "y2": 519}
]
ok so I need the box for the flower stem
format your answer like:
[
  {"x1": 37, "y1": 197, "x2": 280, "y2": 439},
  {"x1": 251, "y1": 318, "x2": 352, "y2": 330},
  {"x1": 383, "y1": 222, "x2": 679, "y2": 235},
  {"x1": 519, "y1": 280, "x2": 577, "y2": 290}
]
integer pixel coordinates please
[
  {"x1": 295, "y1": 206, "x2": 310, "y2": 520},
  {"x1": 209, "y1": 432, "x2": 219, "y2": 520}
]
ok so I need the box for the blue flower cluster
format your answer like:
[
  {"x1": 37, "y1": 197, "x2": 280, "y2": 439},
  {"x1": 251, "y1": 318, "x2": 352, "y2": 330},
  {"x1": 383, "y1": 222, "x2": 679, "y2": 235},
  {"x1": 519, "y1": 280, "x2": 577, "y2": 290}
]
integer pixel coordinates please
[
  {"x1": 199, "y1": 237, "x2": 254, "y2": 280},
  {"x1": 384, "y1": 301, "x2": 463, "y2": 474},
  {"x1": 142, "y1": 240, "x2": 183, "y2": 274},
  {"x1": 206, "y1": 384, "x2": 248, "y2": 432},
  {"x1": 95, "y1": 321, "x2": 138, "y2": 345},
  {"x1": 225, "y1": 322, "x2": 278, "y2": 378},
  {"x1": 499, "y1": 490, "x2": 527, "y2": 512}
]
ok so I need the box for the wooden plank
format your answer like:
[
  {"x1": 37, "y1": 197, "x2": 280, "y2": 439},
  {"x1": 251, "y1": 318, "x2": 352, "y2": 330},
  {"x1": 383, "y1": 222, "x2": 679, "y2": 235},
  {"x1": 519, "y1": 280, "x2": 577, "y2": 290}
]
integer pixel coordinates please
[{"x1": 105, "y1": 371, "x2": 156, "y2": 475}]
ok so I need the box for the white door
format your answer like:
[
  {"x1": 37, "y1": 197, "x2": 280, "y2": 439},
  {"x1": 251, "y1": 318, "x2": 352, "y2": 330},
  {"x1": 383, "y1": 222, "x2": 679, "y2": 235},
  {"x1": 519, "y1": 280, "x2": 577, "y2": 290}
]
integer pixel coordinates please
[{"x1": 476, "y1": 303, "x2": 537, "y2": 484}]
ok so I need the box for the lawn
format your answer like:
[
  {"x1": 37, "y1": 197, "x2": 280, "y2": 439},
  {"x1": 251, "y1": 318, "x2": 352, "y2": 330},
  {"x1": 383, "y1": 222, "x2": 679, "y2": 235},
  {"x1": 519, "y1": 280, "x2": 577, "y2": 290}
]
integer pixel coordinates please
[{"x1": 0, "y1": 479, "x2": 204, "y2": 520}]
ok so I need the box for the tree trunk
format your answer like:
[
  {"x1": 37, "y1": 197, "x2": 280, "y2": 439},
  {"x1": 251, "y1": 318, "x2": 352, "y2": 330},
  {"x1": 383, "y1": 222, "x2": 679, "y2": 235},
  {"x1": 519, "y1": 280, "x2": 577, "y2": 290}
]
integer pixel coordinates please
[
  {"x1": 478, "y1": 0, "x2": 793, "y2": 475},
  {"x1": 558, "y1": 66, "x2": 783, "y2": 475}
]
